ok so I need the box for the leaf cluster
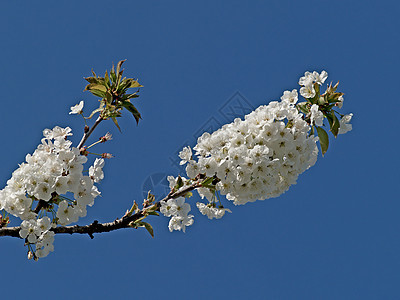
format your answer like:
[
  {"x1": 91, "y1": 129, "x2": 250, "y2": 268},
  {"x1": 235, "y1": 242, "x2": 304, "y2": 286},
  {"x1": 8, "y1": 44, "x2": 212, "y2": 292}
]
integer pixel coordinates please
[
  {"x1": 296, "y1": 82, "x2": 344, "y2": 156},
  {"x1": 84, "y1": 60, "x2": 143, "y2": 131}
]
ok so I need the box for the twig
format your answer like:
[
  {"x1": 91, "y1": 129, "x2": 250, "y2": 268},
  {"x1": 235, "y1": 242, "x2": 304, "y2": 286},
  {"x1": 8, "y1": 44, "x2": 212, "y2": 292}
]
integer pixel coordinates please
[
  {"x1": 0, "y1": 179, "x2": 202, "y2": 239},
  {"x1": 77, "y1": 115, "x2": 103, "y2": 149}
]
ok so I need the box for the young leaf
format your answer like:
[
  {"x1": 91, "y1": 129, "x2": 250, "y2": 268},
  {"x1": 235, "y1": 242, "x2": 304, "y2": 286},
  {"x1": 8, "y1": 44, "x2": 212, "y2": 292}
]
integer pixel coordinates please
[
  {"x1": 316, "y1": 126, "x2": 329, "y2": 156},
  {"x1": 310, "y1": 125, "x2": 315, "y2": 137},
  {"x1": 84, "y1": 77, "x2": 98, "y2": 84},
  {"x1": 201, "y1": 177, "x2": 214, "y2": 186},
  {"x1": 127, "y1": 79, "x2": 142, "y2": 88},
  {"x1": 143, "y1": 222, "x2": 154, "y2": 238},
  {"x1": 104, "y1": 70, "x2": 110, "y2": 88},
  {"x1": 111, "y1": 116, "x2": 121, "y2": 132},
  {"x1": 296, "y1": 102, "x2": 309, "y2": 114},
  {"x1": 84, "y1": 83, "x2": 107, "y2": 92},
  {"x1": 116, "y1": 59, "x2": 126, "y2": 83},
  {"x1": 121, "y1": 101, "x2": 142, "y2": 125},
  {"x1": 327, "y1": 111, "x2": 340, "y2": 138},
  {"x1": 90, "y1": 89, "x2": 106, "y2": 98},
  {"x1": 116, "y1": 59, "x2": 126, "y2": 76}
]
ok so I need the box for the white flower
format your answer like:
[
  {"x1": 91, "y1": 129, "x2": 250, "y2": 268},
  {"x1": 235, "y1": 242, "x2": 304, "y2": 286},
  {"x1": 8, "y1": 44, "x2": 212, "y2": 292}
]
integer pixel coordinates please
[
  {"x1": 168, "y1": 215, "x2": 194, "y2": 232},
  {"x1": 36, "y1": 217, "x2": 51, "y2": 232},
  {"x1": 160, "y1": 199, "x2": 176, "y2": 217},
  {"x1": 56, "y1": 200, "x2": 79, "y2": 225},
  {"x1": 34, "y1": 182, "x2": 52, "y2": 201},
  {"x1": 338, "y1": 113, "x2": 353, "y2": 134},
  {"x1": 310, "y1": 104, "x2": 324, "y2": 127},
  {"x1": 174, "y1": 197, "x2": 191, "y2": 217},
  {"x1": 19, "y1": 219, "x2": 41, "y2": 243},
  {"x1": 298, "y1": 71, "x2": 314, "y2": 86},
  {"x1": 179, "y1": 146, "x2": 192, "y2": 165},
  {"x1": 35, "y1": 231, "x2": 55, "y2": 258},
  {"x1": 89, "y1": 158, "x2": 105, "y2": 183},
  {"x1": 69, "y1": 100, "x2": 84, "y2": 114},
  {"x1": 300, "y1": 84, "x2": 316, "y2": 99},
  {"x1": 337, "y1": 95, "x2": 344, "y2": 109},
  {"x1": 280, "y1": 89, "x2": 298, "y2": 105},
  {"x1": 181, "y1": 94, "x2": 320, "y2": 205},
  {"x1": 53, "y1": 176, "x2": 69, "y2": 195},
  {"x1": 313, "y1": 71, "x2": 328, "y2": 85},
  {"x1": 196, "y1": 202, "x2": 231, "y2": 220}
]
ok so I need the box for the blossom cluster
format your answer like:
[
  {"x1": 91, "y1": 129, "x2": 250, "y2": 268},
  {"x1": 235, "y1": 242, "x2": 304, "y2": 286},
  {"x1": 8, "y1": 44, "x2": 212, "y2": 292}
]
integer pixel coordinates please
[
  {"x1": 178, "y1": 71, "x2": 352, "y2": 217},
  {"x1": 160, "y1": 176, "x2": 194, "y2": 232},
  {"x1": 0, "y1": 126, "x2": 104, "y2": 258},
  {"x1": 183, "y1": 99, "x2": 319, "y2": 206}
]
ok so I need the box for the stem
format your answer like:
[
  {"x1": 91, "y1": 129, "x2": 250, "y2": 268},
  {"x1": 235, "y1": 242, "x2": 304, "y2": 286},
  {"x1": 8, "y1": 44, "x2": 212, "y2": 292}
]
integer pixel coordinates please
[
  {"x1": 77, "y1": 116, "x2": 103, "y2": 149},
  {"x1": 0, "y1": 179, "x2": 203, "y2": 239}
]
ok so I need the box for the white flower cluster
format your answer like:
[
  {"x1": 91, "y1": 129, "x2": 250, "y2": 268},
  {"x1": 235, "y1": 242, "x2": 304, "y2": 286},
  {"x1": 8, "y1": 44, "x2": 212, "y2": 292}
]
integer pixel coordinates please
[
  {"x1": 196, "y1": 202, "x2": 231, "y2": 219},
  {"x1": 160, "y1": 176, "x2": 194, "y2": 232},
  {"x1": 181, "y1": 86, "x2": 320, "y2": 206},
  {"x1": 0, "y1": 126, "x2": 104, "y2": 258},
  {"x1": 299, "y1": 71, "x2": 328, "y2": 99},
  {"x1": 20, "y1": 217, "x2": 55, "y2": 258}
]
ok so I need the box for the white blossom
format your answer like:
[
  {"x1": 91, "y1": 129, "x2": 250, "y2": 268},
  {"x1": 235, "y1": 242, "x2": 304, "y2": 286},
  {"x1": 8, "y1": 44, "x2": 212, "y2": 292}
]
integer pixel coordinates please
[
  {"x1": 196, "y1": 202, "x2": 231, "y2": 219},
  {"x1": 168, "y1": 215, "x2": 194, "y2": 232},
  {"x1": 300, "y1": 84, "x2": 316, "y2": 99},
  {"x1": 310, "y1": 104, "x2": 324, "y2": 127},
  {"x1": 69, "y1": 100, "x2": 84, "y2": 114},
  {"x1": 89, "y1": 158, "x2": 105, "y2": 183},
  {"x1": 181, "y1": 89, "x2": 320, "y2": 205},
  {"x1": 338, "y1": 113, "x2": 353, "y2": 134},
  {"x1": 179, "y1": 146, "x2": 192, "y2": 165},
  {"x1": 280, "y1": 89, "x2": 298, "y2": 105},
  {"x1": 313, "y1": 71, "x2": 328, "y2": 85},
  {"x1": 0, "y1": 126, "x2": 103, "y2": 259}
]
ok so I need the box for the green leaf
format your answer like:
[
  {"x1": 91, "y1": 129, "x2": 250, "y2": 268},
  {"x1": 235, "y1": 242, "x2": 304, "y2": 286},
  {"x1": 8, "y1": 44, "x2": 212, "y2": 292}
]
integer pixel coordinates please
[
  {"x1": 121, "y1": 101, "x2": 142, "y2": 125},
  {"x1": 104, "y1": 70, "x2": 110, "y2": 88},
  {"x1": 84, "y1": 77, "x2": 98, "y2": 84},
  {"x1": 116, "y1": 59, "x2": 126, "y2": 76},
  {"x1": 127, "y1": 78, "x2": 142, "y2": 88},
  {"x1": 201, "y1": 177, "x2": 214, "y2": 186},
  {"x1": 147, "y1": 191, "x2": 156, "y2": 203},
  {"x1": 84, "y1": 83, "x2": 107, "y2": 92},
  {"x1": 119, "y1": 78, "x2": 143, "y2": 93},
  {"x1": 126, "y1": 93, "x2": 139, "y2": 99},
  {"x1": 90, "y1": 89, "x2": 106, "y2": 98},
  {"x1": 116, "y1": 60, "x2": 126, "y2": 83},
  {"x1": 310, "y1": 125, "x2": 315, "y2": 137},
  {"x1": 143, "y1": 222, "x2": 154, "y2": 238},
  {"x1": 327, "y1": 111, "x2": 340, "y2": 138},
  {"x1": 147, "y1": 211, "x2": 159, "y2": 216},
  {"x1": 105, "y1": 91, "x2": 113, "y2": 104},
  {"x1": 175, "y1": 176, "x2": 184, "y2": 190},
  {"x1": 316, "y1": 126, "x2": 329, "y2": 156},
  {"x1": 110, "y1": 69, "x2": 116, "y2": 84},
  {"x1": 296, "y1": 102, "x2": 309, "y2": 114},
  {"x1": 111, "y1": 116, "x2": 121, "y2": 132}
]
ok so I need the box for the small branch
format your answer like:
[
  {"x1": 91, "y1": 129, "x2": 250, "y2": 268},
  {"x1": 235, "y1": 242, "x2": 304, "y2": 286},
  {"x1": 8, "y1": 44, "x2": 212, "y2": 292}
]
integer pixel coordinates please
[
  {"x1": 77, "y1": 115, "x2": 103, "y2": 149},
  {"x1": 0, "y1": 179, "x2": 202, "y2": 239},
  {"x1": 0, "y1": 227, "x2": 20, "y2": 238}
]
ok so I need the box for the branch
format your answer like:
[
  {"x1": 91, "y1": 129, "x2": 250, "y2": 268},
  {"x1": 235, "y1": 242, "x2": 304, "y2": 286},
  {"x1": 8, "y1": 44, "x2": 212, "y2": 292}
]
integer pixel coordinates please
[
  {"x1": 77, "y1": 115, "x2": 103, "y2": 149},
  {"x1": 0, "y1": 179, "x2": 202, "y2": 239}
]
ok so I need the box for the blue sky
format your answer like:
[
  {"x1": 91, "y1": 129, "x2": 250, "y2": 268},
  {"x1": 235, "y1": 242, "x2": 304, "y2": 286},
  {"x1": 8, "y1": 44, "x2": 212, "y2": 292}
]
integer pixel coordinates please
[{"x1": 0, "y1": 1, "x2": 399, "y2": 299}]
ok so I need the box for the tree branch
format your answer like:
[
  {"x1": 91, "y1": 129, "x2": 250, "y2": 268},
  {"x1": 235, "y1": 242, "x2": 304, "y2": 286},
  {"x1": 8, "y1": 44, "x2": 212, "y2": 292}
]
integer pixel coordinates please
[
  {"x1": 77, "y1": 115, "x2": 103, "y2": 149},
  {"x1": 0, "y1": 179, "x2": 202, "y2": 239}
]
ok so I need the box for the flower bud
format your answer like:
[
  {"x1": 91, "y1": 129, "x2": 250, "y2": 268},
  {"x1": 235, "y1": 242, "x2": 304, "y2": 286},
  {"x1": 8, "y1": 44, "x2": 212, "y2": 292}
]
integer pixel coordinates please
[{"x1": 101, "y1": 153, "x2": 113, "y2": 159}]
